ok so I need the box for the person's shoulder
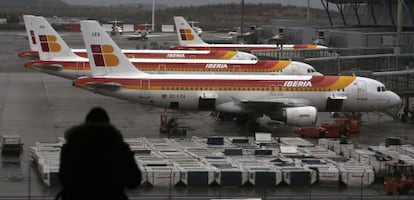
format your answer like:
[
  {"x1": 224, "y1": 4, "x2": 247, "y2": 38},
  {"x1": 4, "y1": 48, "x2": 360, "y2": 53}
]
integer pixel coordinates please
[{"x1": 85, "y1": 123, "x2": 124, "y2": 140}]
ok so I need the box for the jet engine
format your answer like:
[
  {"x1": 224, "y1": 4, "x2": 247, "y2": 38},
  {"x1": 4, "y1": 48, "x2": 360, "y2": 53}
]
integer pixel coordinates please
[{"x1": 281, "y1": 106, "x2": 317, "y2": 127}]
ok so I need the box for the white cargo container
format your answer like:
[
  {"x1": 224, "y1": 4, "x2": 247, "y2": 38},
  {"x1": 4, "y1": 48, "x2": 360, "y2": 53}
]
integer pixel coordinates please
[
  {"x1": 340, "y1": 143, "x2": 354, "y2": 158},
  {"x1": 338, "y1": 165, "x2": 375, "y2": 187},
  {"x1": 213, "y1": 165, "x2": 248, "y2": 186},
  {"x1": 178, "y1": 166, "x2": 215, "y2": 186},
  {"x1": 352, "y1": 149, "x2": 376, "y2": 163},
  {"x1": 398, "y1": 145, "x2": 414, "y2": 158},
  {"x1": 299, "y1": 146, "x2": 337, "y2": 158},
  {"x1": 144, "y1": 166, "x2": 181, "y2": 187},
  {"x1": 280, "y1": 137, "x2": 314, "y2": 147},
  {"x1": 39, "y1": 162, "x2": 60, "y2": 187},
  {"x1": 280, "y1": 167, "x2": 316, "y2": 186},
  {"x1": 243, "y1": 166, "x2": 282, "y2": 186},
  {"x1": 317, "y1": 165, "x2": 340, "y2": 184},
  {"x1": 301, "y1": 159, "x2": 339, "y2": 184},
  {"x1": 318, "y1": 138, "x2": 338, "y2": 151}
]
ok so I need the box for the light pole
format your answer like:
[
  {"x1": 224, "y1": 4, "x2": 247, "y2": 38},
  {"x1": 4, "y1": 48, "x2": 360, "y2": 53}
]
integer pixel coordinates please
[
  {"x1": 152, "y1": 0, "x2": 155, "y2": 32},
  {"x1": 396, "y1": 0, "x2": 402, "y2": 54},
  {"x1": 240, "y1": 0, "x2": 244, "y2": 35},
  {"x1": 307, "y1": 0, "x2": 310, "y2": 21}
]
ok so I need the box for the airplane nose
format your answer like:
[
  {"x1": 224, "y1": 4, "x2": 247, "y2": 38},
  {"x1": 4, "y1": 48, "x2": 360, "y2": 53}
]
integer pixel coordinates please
[{"x1": 389, "y1": 92, "x2": 402, "y2": 107}]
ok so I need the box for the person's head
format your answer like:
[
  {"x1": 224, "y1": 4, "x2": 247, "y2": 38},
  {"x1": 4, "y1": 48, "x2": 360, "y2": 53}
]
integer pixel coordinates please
[{"x1": 85, "y1": 107, "x2": 110, "y2": 124}]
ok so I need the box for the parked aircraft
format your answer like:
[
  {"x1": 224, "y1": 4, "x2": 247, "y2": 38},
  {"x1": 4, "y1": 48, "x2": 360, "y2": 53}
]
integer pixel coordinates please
[
  {"x1": 19, "y1": 15, "x2": 44, "y2": 60},
  {"x1": 25, "y1": 16, "x2": 322, "y2": 80},
  {"x1": 171, "y1": 16, "x2": 328, "y2": 51},
  {"x1": 73, "y1": 20, "x2": 401, "y2": 129},
  {"x1": 18, "y1": 15, "x2": 257, "y2": 61}
]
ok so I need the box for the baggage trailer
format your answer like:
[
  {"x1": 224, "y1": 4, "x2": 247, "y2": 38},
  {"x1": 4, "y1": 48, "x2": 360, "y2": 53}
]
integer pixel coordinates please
[
  {"x1": 384, "y1": 162, "x2": 414, "y2": 195},
  {"x1": 295, "y1": 115, "x2": 361, "y2": 138},
  {"x1": 1, "y1": 134, "x2": 23, "y2": 155}
]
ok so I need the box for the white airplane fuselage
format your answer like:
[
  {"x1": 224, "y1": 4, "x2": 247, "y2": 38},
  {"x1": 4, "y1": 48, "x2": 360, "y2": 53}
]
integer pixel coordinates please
[
  {"x1": 27, "y1": 58, "x2": 322, "y2": 80},
  {"x1": 75, "y1": 74, "x2": 400, "y2": 114}
]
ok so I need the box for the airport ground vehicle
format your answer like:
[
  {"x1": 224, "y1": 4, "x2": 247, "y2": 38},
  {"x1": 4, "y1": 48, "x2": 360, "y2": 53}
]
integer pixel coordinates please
[
  {"x1": 384, "y1": 162, "x2": 414, "y2": 195},
  {"x1": 0, "y1": 135, "x2": 23, "y2": 155},
  {"x1": 295, "y1": 115, "x2": 361, "y2": 138}
]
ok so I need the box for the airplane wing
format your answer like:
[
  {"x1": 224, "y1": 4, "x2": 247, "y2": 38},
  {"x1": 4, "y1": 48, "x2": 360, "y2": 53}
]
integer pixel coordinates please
[
  {"x1": 33, "y1": 64, "x2": 63, "y2": 71},
  {"x1": 240, "y1": 97, "x2": 312, "y2": 108},
  {"x1": 84, "y1": 82, "x2": 122, "y2": 91},
  {"x1": 213, "y1": 34, "x2": 233, "y2": 40},
  {"x1": 122, "y1": 32, "x2": 174, "y2": 39}
]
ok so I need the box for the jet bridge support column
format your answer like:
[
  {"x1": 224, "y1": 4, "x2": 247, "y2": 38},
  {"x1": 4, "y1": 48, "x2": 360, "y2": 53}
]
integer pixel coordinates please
[
  {"x1": 402, "y1": 0, "x2": 414, "y2": 25},
  {"x1": 321, "y1": 0, "x2": 334, "y2": 26},
  {"x1": 336, "y1": 2, "x2": 347, "y2": 26},
  {"x1": 401, "y1": 97, "x2": 411, "y2": 122},
  {"x1": 352, "y1": 2, "x2": 362, "y2": 26},
  {"x1": 381, "y1": 0, "x2": 396, "y2": 27},
  {"x1": 369, "y1": 0, "x2": 378, "y2": 26}
]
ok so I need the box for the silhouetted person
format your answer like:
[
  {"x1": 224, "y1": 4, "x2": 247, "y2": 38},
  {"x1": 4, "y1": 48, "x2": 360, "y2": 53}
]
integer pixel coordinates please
[
  {"x1": 58, "y1": 107, "x2": 141, "y2": 200},
  {"x1": 85, "y1": 106, "x2": 110, "y2": 124}
]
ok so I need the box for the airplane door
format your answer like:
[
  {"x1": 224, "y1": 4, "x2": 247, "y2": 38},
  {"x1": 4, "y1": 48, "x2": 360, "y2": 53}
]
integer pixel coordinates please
[
  {"x1": 76, "y1": 62, "x2": 85, "y2": 77},
  {"x1": 357, "y1": 80, "x2": 367, "y2": 100},
  {"x1": 140, "y1": 79, "x2": 150, "y2": 98},
  {"x1": 270, "y1": 84, "x2": 283, "y2": 96},
  {"x1": 158, "y1": 64, "x2": 166, "y2": 73},
  {"x1": 233, "y1": 65, "x2": 240, "y2": 74},
  {"x1": 291, "y1": 63, "x2": 298, "y2": 74}
]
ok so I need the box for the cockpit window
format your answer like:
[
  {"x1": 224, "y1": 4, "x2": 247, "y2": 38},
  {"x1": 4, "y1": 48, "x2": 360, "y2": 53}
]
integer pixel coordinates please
[
  {"x1": 307, "y1": 69, "x2": 316, "y2": 73},
  {"x1": 377, "y1": 86, "x2": 387, "y2": 92}
]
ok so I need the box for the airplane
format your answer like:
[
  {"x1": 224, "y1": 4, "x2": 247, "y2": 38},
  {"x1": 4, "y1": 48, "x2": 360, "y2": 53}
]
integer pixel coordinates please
[
  {"x1": 73, "y1": 20, "x2": 401, "y2": 129},
  {"x1": 25, "y1": 16, "x2": 322, "y2": 80},
  {"x1": 18, "y1": 15, "x2": 257, "y2": 61},
  {"x1": 171, "y1": 16, "x2": 329, "y2": 51},
  {"x1": 18, "y1": 15, "x2": 42, "y2": 60},
  {"x1": 188, "y1": 20, "x2": 203, "y2": 35},
  {"x1": 108, "y1": 20, "x2": 123, "y2": 35},
  {"x1": 120, "y1": 23, "x2": 172, "y2": 41}
]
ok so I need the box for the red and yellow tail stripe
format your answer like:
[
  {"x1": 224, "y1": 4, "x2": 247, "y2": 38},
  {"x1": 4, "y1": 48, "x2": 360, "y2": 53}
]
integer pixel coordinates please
[
  {"x1": 39, "y1": 35, "x2": 61, "y2": 52},
  {"x1": 91, "y1": 44, "x2": 119, "y2": 67},
  {"x1": 179, "y1": 29, "x2": 194, "y2": 41}
]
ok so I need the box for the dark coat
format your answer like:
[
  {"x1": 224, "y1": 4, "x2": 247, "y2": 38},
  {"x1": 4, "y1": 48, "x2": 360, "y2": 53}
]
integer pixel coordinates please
[{"x1": 58, "y1": 123, "x2": 141, "y2": 200}]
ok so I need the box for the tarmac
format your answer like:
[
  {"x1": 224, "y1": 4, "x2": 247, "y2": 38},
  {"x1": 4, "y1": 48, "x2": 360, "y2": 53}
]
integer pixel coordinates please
[{"x1": 0, "y1": 30, "x2": 414, "y2": 199}]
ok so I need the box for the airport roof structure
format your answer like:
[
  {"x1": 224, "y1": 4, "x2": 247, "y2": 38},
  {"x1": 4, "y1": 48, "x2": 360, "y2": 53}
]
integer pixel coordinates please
[
  {"x1": 325, "y1": 0, "x2": 414, "y2": 3},
  {"x1": 322, "y1": 0, "x2": 414, "y2": 26}
]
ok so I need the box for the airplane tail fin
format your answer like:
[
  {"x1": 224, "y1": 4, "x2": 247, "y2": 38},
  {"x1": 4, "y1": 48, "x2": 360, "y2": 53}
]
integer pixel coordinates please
[
  {"x1": 173, "y1": 16, "x2": 207, "y2": 46},
  {"x1": 32, "y1": 16, "x2": 79, "y2": 60},
  {"x1": 23, "y1": 15, "x2": 37, "y2": 51},
  {"x1": 80, "y1": 20, "x2": 146, "y2": 77}
]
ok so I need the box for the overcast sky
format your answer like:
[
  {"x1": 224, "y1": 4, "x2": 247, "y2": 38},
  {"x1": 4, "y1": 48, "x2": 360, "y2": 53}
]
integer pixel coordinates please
[{"x1": 62, "y1": 0, "x2": 324, "y2": 8}]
